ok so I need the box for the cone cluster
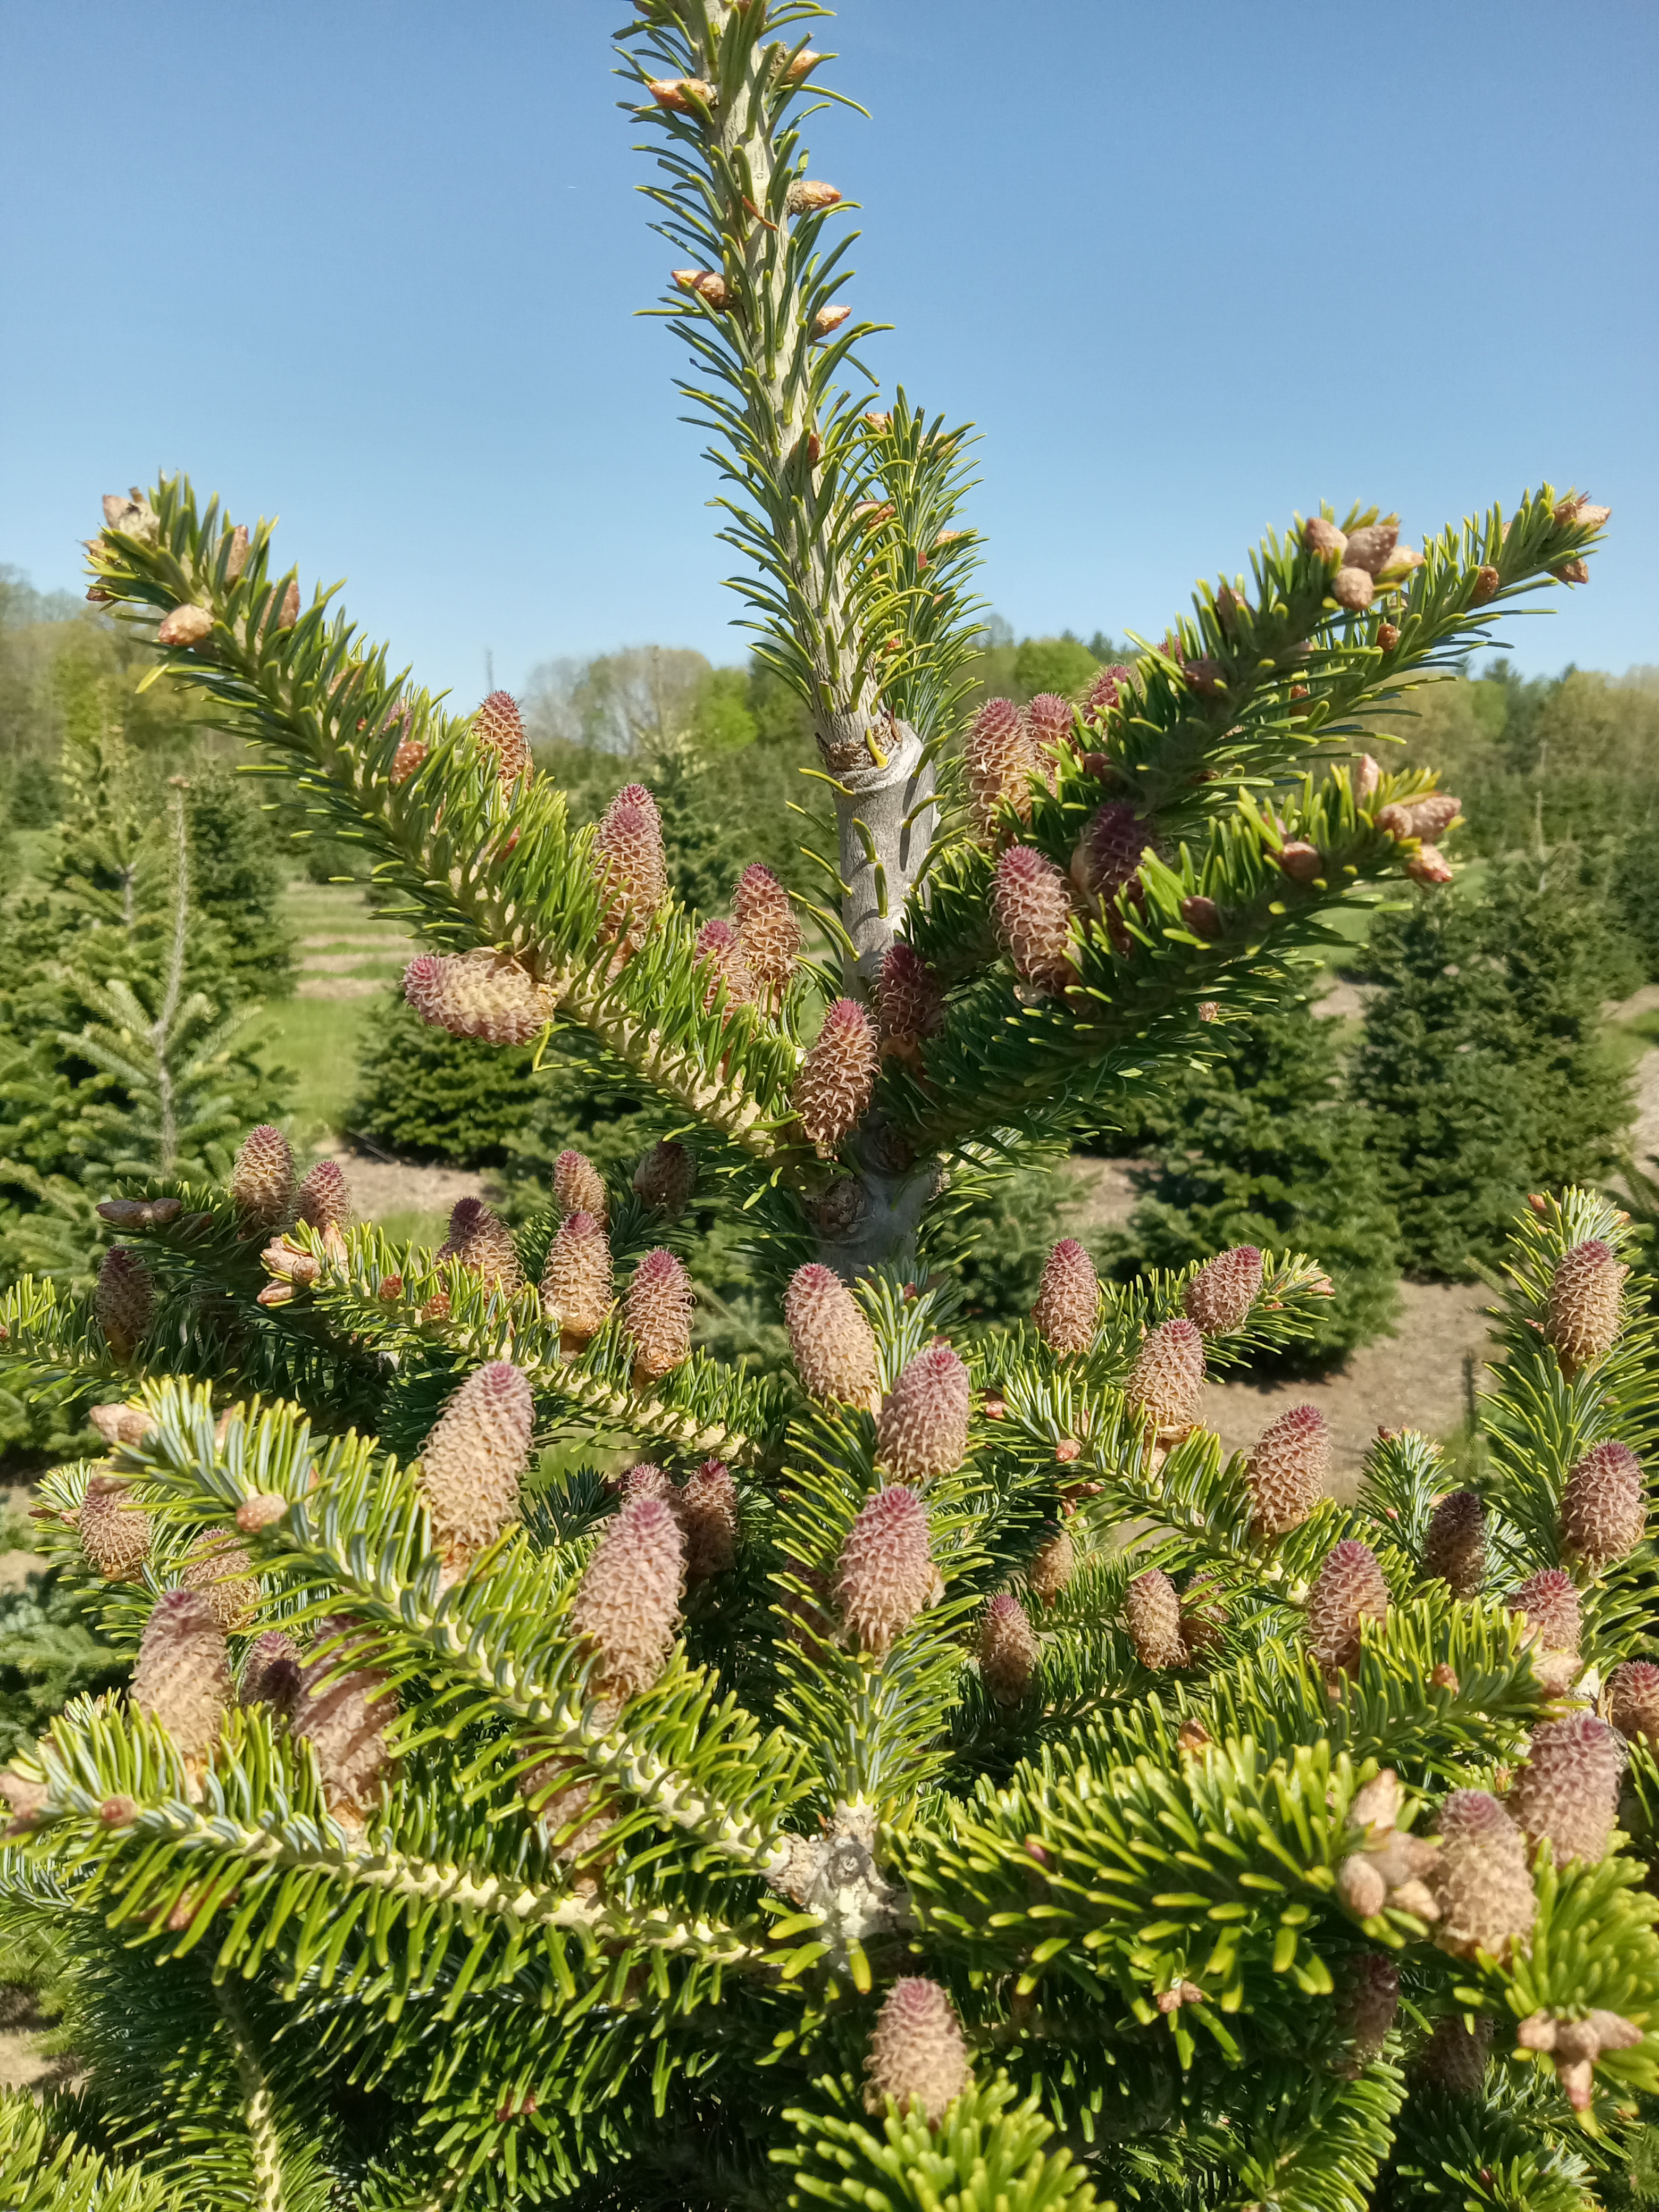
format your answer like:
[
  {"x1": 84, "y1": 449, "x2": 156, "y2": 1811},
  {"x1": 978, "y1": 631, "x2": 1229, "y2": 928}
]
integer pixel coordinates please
[
  {"x1": 404, "y1": 949, "x2": 557, "y2": 1046},
  {"x1": 540, "y1": 1211, "x2": 614, "y2": 1347},
  {"x1": 835, "y1": 1486, "x2": 934, "y2": 1654},
  {"x1": 1421, "y1": 1489, "x2": 1486, "y2": 1598},
  {"x1": 784, "y1": 1264, "x2": 879, "y2": 1404},
  {"x1": 979, "y1": 1594, "x2": 1037, "y2": 1704},
  {"x1": 435, "y1": 1197, "x2": 523, "y2": 1294},
  {"x1": 1032, "y1": 1239, "x2": 1099, "y2": 1355},
  {"x1": 418, "y1": 1361, "x2": 534, "y2": 1562},
  {"x1": 570, "y1": 1495, "x2": 685, "y2": 1697},
  {"x1": 623, "y1": 1248, "x2": 694, "y2": 1385},
  {"x1": 991, "y1": 846, "x2": 1075, "y2": 994},
  {"x1": 876, "y1": 1344, "x2": 971, "y2": 1483},
  {"x1": 1182, "y1": 1246, "x2": 1262, "y2": 1334},
  {"x1": 1429, "y1": 1789, "x2": 1537, "y2": 1962},
  {"x1": 1306, "y1": 1540, "x2": 1389, "y2": 1676},
  {"x1": 1125, "y1": 1318, "x2": 1205, "y2": 1435},
  {"x1": 1245, "y1": 1404, "x2": 1329, "y2": 1535},
  {"x1": 1546, "y1": 1238, "x2": 1624, "y2": 1377},
  {"x1": 793, "y1": 999, "x2": 878, "y2": 1149}
]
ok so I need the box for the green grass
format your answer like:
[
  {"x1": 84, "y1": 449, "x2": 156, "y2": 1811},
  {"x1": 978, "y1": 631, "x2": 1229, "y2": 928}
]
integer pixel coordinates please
[
  {"x1": 375, "y1": 1207, "x2": 452, "y2": 1250},
  {"x1": 250, "y1": 996, "x2": 368, "y2": 1147}
]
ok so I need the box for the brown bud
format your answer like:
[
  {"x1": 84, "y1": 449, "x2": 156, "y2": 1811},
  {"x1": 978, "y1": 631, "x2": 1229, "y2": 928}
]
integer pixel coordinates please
[
  {"x1": 1331, "y1": 567, "x2": 1376, "y2": 611},
  {"x1": 811, "y1": 304, "x2": 852, "y2": 339},
  {"x1": 1376, "y1": 622, "x2": 1400, "y2": 651},
  {"x1": 1302, "y1": 517, "x2": 1347, "y2": 561},
  {"x1": 1405, "y1": 844, "x2": 1454, "y2": 887},
  {"x1": 1342, "y1": 520, "x2": 1400, "y2": 578},
  {"x1": 1553, "y1": 558, "x2": 1590, "y2": 585},
  {"x1": 1471, "y1": 565, "x2": 1501, "y2": 604},
  {"x1": 157, "y1": 604, "x2": 213, "y2": 648},
  {"x1": 87, "y1": 1401, "x2": 155, "y2": 1448},
  {"x1": 235, "y1": 1491, "x2": 288, "y2": 1535},
  {"x1": 1180, "y1": 894, "x2": 1222, "y2": 940},
  {"x1": 787, "y1": 179, "x2": 842, "y2": 214},
  {"x1": 649, "y1": 77, "x2": 714, "y2": 110},
  {"x1": 1306, "y1": 1540, "x2": 1389, "y2": 1675},
  {"x1": 1375, "y1": 793, "x2": 1462, "y2": 843}
]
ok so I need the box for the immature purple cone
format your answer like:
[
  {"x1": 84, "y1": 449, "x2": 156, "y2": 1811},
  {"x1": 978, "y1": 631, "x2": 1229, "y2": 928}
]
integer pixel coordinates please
[
  {"x1": 992, "y1": 845, "x2": 1075, "y2": 994},
  {"x1": 876, "y1": 1345, "x2": 971, "y2": 1483},
  {"x1": 1082, "y1": 663, "x2": 1134, "y2": 724},
  {"x1": 539, "y1": 1210, "x2": 613, "y2": 1347},
  {"x1": 681, "y1": 1459, "x2": 739, "y2": 1580},
  {"x1": 1560, "y1": 1440, "x2": 1647, "y2": 1567},
  {"x1": 180, "y1": 1532, "x2": 257, "y2": 1632},
  {"x1": 95, "y1": 1247, "x2": 154, "y2": 1362},
  {"x1": 292, "y1": 1620, "x2": 399, "y2": 1823},
  {"x1": 1512, "y1": 1713, "x2": 1624, "y2": 1867},
  {"x1": 552, "y1": 1147, "x2": 607, "y2": 1221},
  {"x1": 864, "y1": 1978, "x2": 971, "y2": 2120},
  {"x1": 239, "y1": 1630, "x2": 302, "y2": 1717},
  {"x1": 474, "y1": 689, "x2": 532, "y2": 784},
  {"x1": 1306, "y1": 1541, "x2": 1390, "y2": 1676},
  {"x1": 692, "y1": 919, "x2": 757, "y2": 1013},
  {"x1": 570, "y1": 1495, "x2": 685, "y2": 1697},
  {"x1": 230, "y1": 1122, "x2": 296, "y2": 1231},
  {"x1": 130, "y1": 1589, "x2": 231, "y2": 1764},
  {"x1": 294, "y1": 1159, "x2": 352, "y2": 1237},
  {"x1": 633, "y1": 1139, "x2": 697, "y2": 1218},
  {"x1": 1508, "y1": 1567, "x2": 1580, "y2": 1693},
  {"x1": 618, "y1": 1461, "x2": 673, "y2": 1503},
  {"x1": 964, "y1": 697, "x2": 1038, "y2": 838},
  {"x1": 595, "y1": 782, "x2": 668, "y2": 949},
  {"x1": 435, "y1": 1196, "x2": 523, "y2": 1294},
  {"x1": 417, "y1": 1361, "x2": 534, "y2": 1563},
  {"x1": 1336, "y1": 1956, "x2": 1401, "y2": 2076},
  {"x1": 1430, "y1": 1790, "x2": 1537, "y2": 1963},
  {"x1": 1546, "y1": 1238, "x2": 1624, "y2": 1377},
  {"x1": 623, "y1": 1249, "x2": 694, "y2": 1385},
  {"x1": 1027, "y1": 1526, "x2": 1075, "y2": 1605},
  {"x1": 1032, "y1": 1238, "x2": 1099, "y2": 1355},
  {"x1": 1125, "y1": 1318, "x2": 1205, "y2": 1435},
  {"x1": 77, "y1": 1475, "x2": 151, "y2": 1581},
  {"x1": 1419, "y1": 2016, "x2": 1492, "y2": 2095},
  {"x1": 1182, "y1": 1246, "x2": 1263, "y2": 1335},
  {"x1": 793, "y1": 999, "x2": 878, "y2": 1149},
  {"x1": 1024, "y1": 692, "x2": 1073, "y2": 772},
  {"x1": 1125, "y1": 1568, "x2": 1187, "y2": 1670},
  {"x1": 836, "y1": 1487, "x2": 934, "y2": 1654},
  {"x1": 1070, "y1": 801, "x2": 1157, "y2": 909},
  {"x1": 731, "y1": 864, "x2": 802, "y2": 996},
  {"x1": 877, "y1": 942, "x2": 944, "y2": 1053},
  {"x1": 1246, "y1": 1404, "x2": 1329, "y2": 1536},
  {"x1": 784, "y1": 1264, "x2": 880, "y2": 1405},
  {"x1": 1422, "y1": 1489, "x2": 1486, "y2": 1598},
  {"x1": 1608, "y1": 1661, "x2": 1659, "y2": 1744},
  {"x1": 979, "y1": 1594, "x2": 1037, "y2": 1705},
  {"x1": 404, "y1": 949, "x2": 556, "y2": 1046}
]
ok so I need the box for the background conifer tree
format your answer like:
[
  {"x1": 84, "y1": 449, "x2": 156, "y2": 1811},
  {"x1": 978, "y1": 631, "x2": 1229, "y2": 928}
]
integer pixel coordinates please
[{"x1": 0, "y1": 11, "x2": 1643, "y2": 2210}]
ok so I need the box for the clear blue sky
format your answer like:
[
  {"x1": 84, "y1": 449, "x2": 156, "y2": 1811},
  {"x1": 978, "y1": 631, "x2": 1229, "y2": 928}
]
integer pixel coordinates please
[{"x1": 3, "y1": 1, "x2": 1656, "y2": 704}]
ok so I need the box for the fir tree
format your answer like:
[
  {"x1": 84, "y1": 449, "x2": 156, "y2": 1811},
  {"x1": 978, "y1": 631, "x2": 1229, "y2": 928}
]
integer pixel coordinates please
[
  {"x1": 0, "y1": 12, "x2": 1638, "y2": 2209},
  {"x1": 1107, "y1": 989, "x2": 1402, "y2": 1367},
  {"x1": 1355, "y1": 862, "x2": 1633, "y2": 1279}
]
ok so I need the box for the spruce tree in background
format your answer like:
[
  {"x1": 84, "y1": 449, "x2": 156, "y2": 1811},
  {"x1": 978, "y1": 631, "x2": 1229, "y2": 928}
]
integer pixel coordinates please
[
  {"x1": 0, "y1": 9, "x2": 1641, "y2": 2208},
  {"x1": 1355, "y1": 862, "x2": 1634, "y2": 1279},
  {"x1": 1106, "y1": 990, "x2": 1402, "y2": 1367}
]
